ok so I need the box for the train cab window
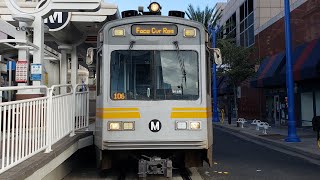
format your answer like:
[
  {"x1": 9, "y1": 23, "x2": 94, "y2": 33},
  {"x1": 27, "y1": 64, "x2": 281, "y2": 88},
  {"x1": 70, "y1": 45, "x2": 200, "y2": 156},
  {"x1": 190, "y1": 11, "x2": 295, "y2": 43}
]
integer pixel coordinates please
[
  {"x1": 110, "y1": 51, "x2": 153, "y2": 100},
  {"x1": 110, "y1": 50, "x2": 199, "y2": 100}
]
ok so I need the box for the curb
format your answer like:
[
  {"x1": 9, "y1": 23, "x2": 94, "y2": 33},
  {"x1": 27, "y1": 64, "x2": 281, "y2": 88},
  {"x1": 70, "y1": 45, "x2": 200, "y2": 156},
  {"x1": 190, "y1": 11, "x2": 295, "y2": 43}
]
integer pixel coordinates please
[{"x1": 214, "y1": 124, "x2": 320, "y2": 162}]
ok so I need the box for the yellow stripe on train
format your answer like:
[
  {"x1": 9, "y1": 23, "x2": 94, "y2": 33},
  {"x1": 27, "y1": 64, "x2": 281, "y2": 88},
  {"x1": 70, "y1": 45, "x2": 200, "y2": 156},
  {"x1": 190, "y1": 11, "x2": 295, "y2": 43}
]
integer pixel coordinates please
[
  {"x1": 96, "y1": 107, "x2": 140, "y2": 119},
  {"x1": 97, "y1": 108, "x2": 139, "y2": 111},
  {"x1": 171, "y1": 107, "x2": 212, "y2": 118},
  {"x1": 171, "y1": 112, "x2": 209, "y2": 118},
  {"x1": 172, "y1": 107, "x2": 208, "y2": 111}
]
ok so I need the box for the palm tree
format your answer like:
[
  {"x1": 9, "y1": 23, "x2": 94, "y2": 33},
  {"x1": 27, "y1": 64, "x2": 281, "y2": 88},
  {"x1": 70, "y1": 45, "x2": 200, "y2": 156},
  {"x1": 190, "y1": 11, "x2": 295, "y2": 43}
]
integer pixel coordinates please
[{"x1": 185, "y1": 4, "x2": 222, "y2": 29}]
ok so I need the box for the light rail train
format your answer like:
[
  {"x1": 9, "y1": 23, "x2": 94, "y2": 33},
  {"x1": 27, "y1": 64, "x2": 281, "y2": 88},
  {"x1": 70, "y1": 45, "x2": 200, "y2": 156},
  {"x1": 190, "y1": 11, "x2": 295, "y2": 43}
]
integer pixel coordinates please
[{"x1": 92, "y1": 2, "x2": 217, "y2": 178}]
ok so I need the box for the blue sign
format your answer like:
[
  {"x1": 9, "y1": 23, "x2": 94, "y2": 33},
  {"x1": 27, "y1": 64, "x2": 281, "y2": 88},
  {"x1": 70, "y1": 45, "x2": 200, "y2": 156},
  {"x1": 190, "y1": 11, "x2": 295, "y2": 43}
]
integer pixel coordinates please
[
  {"x1": 6, "y1": 61, "x2": 16, "y2": 71},
  {"x1": 31, "y1": 74, "x2": 42, "y2": 81},
  {"x1": 31, "y1": 64, "x2": 42, "y2": 81}
]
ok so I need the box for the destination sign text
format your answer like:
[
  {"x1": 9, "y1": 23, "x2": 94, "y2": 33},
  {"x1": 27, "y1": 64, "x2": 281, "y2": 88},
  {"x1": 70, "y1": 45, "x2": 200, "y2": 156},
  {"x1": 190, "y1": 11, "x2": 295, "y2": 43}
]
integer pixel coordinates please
[{"x1": 132, "y1": 24, "x2": 178, "y2": 36}]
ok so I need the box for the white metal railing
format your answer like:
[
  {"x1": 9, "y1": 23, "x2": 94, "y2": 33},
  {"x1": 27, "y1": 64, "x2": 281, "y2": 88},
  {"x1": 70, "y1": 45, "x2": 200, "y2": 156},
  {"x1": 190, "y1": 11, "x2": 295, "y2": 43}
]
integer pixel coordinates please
[
  {"x1": 74, "y1": 84, "x2": 89, "y2": 131},
  {"x1": 45, "y1": 85, "x2": 74, "y2": 153},
  {"x1": 0, "y1": 84, "x2": 90, "y2": 173},
  {"x1": 0, "y1": 86, "x2": 48, "y2": 173}
]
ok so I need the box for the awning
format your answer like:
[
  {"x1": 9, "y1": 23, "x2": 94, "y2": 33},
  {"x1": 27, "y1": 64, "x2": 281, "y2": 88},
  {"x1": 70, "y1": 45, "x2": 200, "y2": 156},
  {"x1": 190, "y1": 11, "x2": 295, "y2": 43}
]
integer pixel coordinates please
[
  {"x1": 251, "y1": 52, "x2": 285, "y2": 88},
  {"x1": 279, "y1": 38, "x2": 320, "y2": 83}
]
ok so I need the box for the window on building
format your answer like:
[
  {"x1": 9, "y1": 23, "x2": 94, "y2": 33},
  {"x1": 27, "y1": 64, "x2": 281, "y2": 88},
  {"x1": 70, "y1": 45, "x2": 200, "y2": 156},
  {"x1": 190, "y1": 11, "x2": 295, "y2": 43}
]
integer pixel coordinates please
[
  {"x1": 224, "y1": 12, "x2": 237, "y2": 39},
  {"x1": 248, "y1": 0, "x2": 254, "y2": 14},
  {"x1": 239, "y1": 0, "x2": 254, "y2": 47},
  {"x1": 240, "y1": 4, "x2": 244, "y2": 21}
]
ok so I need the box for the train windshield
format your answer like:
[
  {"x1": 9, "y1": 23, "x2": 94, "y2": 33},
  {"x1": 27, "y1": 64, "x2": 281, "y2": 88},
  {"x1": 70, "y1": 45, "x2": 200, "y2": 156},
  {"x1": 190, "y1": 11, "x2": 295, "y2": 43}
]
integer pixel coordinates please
[{"x1": 110, "y1": 50, "x2": 199, "y2": 100}]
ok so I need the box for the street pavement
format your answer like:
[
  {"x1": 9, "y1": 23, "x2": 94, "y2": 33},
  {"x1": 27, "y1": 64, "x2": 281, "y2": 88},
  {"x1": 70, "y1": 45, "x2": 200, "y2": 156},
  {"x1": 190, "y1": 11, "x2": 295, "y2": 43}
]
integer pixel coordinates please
[
  {"x1": 197, "y1": 127, "x2": 320, "y2": 180},
  {"x1": 63, "y1": 124, "x2": 320, "y2": 180}
]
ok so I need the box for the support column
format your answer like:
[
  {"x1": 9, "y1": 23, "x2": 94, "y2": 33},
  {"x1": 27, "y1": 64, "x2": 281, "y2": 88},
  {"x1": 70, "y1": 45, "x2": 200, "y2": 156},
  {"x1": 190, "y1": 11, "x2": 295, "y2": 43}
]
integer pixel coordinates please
[
  {"x1": 16, "y1": 23, "x2": 29, "y2": 88},
  {"x1": 15, "y1": 22, "x2": 33, "y2": 100},
  {"x1": 71, "y1": 47, "x2": 78, "y2": 88},
  {"x1": 58, "y1": 45, "x2": 72, "y2": 94},
  {"x1": 32, "y1": 18, "x2": 44, "y2": 91}
]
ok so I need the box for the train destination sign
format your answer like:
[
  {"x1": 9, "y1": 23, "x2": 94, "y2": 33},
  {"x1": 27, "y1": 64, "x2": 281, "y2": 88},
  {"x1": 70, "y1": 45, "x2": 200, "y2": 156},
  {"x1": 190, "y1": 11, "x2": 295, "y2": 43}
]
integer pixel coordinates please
[{"x1": 132, "y1": 24, "x2": 178, "y2": 36}]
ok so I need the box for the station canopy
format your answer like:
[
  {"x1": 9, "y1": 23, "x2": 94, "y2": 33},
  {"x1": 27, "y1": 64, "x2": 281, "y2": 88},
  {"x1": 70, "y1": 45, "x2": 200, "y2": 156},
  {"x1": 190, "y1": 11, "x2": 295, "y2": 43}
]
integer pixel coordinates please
[{"x1": 0, "y1": 0, "x2": 120, "y2": 68}]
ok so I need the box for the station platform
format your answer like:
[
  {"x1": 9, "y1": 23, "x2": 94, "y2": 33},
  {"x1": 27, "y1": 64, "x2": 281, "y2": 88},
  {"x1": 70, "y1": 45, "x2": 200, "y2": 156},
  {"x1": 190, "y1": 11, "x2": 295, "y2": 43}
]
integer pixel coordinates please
[{"x1": 0, "y1": 130, "x2": 93, "y2": 180}]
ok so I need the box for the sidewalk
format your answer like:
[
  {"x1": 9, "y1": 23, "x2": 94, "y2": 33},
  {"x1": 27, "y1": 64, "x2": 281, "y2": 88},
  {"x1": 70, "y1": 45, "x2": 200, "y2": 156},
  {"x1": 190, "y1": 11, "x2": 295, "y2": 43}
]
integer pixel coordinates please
[{"x1": 214, "y1": 119, "x2": 320, "y2": 165}]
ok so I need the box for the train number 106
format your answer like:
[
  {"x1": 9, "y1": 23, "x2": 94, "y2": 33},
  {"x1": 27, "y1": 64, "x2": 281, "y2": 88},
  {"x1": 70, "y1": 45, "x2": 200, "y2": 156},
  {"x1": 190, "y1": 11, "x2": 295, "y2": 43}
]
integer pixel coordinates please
[{"x1": 113, "y1": 93, "x2": 126, "y2": 100}]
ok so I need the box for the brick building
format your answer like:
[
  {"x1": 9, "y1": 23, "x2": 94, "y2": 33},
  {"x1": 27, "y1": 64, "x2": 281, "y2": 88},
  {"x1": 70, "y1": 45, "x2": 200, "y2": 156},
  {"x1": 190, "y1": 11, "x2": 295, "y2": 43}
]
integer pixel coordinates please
[{"x1": 217, "y1": 0, "x2": 320, "y2": 127}]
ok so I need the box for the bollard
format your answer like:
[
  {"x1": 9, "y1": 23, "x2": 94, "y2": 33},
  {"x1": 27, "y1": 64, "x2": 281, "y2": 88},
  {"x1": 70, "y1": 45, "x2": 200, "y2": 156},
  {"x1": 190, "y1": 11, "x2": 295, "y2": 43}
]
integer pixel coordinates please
[{"x1": 221, "y1": 109, "x2": 225, "y2": 124}]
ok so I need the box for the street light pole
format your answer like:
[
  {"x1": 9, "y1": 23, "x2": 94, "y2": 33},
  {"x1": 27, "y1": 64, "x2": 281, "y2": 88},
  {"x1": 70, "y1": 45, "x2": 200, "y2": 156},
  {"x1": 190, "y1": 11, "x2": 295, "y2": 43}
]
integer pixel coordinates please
[
  {"x1": 209, "y1": 25, "x2": 219, "y2": 122},
  {"x1": 284, "y1": 0, "x2": 300, "y2": 142}
]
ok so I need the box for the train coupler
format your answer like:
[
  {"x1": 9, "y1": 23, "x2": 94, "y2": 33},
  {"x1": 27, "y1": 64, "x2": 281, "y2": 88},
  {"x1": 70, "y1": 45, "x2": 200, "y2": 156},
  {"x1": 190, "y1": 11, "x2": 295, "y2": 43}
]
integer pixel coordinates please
[{"x1": 138, "y1": 155, "x2": 172, "y2": 178}]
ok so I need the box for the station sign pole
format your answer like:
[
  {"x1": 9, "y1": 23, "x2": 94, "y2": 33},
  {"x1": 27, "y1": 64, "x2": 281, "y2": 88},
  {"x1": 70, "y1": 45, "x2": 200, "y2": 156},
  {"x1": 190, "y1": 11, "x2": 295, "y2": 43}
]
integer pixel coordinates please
[
  {"x1": 209, "y1": 25, "x2": 219, "y2": 123},
  {"x1": 283, "y1": 0, "x2": 300, "y2": 142}
]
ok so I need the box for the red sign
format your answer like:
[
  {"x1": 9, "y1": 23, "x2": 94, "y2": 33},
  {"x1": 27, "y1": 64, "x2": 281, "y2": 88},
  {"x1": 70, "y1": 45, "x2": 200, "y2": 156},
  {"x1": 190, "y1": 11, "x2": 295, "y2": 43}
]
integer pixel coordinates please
[{"x1": 16, "y1": 61, "x2": 28, "y2": 83}]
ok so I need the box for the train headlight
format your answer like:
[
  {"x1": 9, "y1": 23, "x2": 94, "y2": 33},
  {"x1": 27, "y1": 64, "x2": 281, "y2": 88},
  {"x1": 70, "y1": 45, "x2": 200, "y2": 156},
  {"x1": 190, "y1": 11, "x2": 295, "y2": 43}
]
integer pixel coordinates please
[
  {"x1": 176, "y1": 121, "x2": 188, "y2": 130},
  {"x1": 190, "y1": 121, "x2": 201, "y2": 130},
  {"x1": 184, "y1": 28, "x2": 196, "y2": 38},
  {"x1": 123, "y1": 122, "x2": 135, "y2": 131},
  {"x1": 112, "y1": 28, "x2": 125, "y2": 37},
  {"x1": 108, "y1": 122, "x2": 121, "y2": 130},
  {"x1": 148, "y1": 2, "x2": 161, "y2": 13}
]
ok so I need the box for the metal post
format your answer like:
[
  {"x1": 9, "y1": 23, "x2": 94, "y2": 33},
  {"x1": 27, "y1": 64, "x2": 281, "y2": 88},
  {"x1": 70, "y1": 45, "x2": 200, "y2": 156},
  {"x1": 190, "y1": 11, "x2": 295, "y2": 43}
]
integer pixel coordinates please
[
  {"x1": 284, "y1": 0, "x2": 300, "y2": 142},
  {"x1": 210, "y1": 26, "x2": 219, "y2": 122},
  {"x1": 8, "y1": 61, "x2": 12, "y2": 102}
]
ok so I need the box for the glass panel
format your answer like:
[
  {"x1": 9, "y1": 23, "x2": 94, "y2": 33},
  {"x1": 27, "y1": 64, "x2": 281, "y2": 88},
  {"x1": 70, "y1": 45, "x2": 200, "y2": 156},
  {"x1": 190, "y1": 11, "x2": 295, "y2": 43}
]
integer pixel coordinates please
[
  {"x1": 245, "y1": 0, "x2": 248, "y2": 17},
  {"x1": 301, "y1": 92, "x2": 313, "y2": 126},
  {"x1": 240, "y1": 33, "x2": 245, "y2": 46},
  {"x1": 110, "y1": 51, "x2": 152, "y2": 100},
  {"x1": 240, "y1": 21, "x2": 245, "y2": 33},
  {"x1": 244, "y1": 31, "x2": 248, "y2": 47},
  {"x1": 248, "y1": 0, "x2": 254, "y2": 14},
  {"x1": 97, "y1": 51, "x2": 102, "y2": 95},
  {"x1": 232, "y1": 13, "x2": 237, "y2": 27},
  {"x1": 240, "y1": 3, "x2": 245, "y2": 21},
  {"x1": 245, "y1": 18, "x2": 248, "y2": 29},
  {"x1": 316, "y1": 91, "x2": 320, "y2": 116},
  {"x1": 206, "y1": 50, "x2": 211, "y2": 95},
  {"x1": 248, "y1": 13, "x2": 254, "y2": 26},
  {"x1": 247, "y1": 25, "x2": 254, "y2": 46},
  {"x1": 154, "y1": 51, "x2": 199, "y2": 100},
  {"x1": 110, "y1": 50, "x2": 199, "y2": 100}
]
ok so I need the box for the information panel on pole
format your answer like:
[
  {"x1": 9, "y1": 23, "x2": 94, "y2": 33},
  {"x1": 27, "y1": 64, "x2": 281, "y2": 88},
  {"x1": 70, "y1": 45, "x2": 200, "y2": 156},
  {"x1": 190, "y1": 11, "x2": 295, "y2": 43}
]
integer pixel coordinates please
[
  {"x1": 31, "y1": 64, "x2": 42, "y2": 81},
  {"x1": 16, "y1": 61, "x2": 28, "y2": 83}
]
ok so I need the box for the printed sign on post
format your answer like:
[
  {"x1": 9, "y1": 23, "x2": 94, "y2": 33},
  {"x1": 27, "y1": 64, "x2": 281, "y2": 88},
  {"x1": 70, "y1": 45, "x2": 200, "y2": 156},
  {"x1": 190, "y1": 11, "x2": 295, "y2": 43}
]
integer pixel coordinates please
[
  {"x1": 16, "y1": 61, "x2": 28, "y2": 83},
  {"x1": 31, "y1": 64, "x2": 42, "y2": 81}
]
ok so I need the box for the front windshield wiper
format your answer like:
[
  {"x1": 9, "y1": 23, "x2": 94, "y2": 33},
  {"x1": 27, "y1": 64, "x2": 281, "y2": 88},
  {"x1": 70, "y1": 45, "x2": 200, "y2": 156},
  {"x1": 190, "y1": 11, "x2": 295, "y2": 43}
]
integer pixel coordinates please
[
  {"x1": 173, "y1": 41, "x2": 187, "y2": 86},
  {"x1": 129, "y1": 41, "x2": 136, "y2": 50}
]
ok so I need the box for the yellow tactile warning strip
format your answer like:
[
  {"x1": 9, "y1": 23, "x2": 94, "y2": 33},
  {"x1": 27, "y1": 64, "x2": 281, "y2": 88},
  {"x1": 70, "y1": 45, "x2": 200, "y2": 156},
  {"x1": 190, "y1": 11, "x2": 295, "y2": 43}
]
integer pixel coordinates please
[
  {"x1": 171, "y1": 107, "x2": 212, "y2": 118},
  {"x1": 96, "y1": 108, "x2": 140, "y2": 119}
]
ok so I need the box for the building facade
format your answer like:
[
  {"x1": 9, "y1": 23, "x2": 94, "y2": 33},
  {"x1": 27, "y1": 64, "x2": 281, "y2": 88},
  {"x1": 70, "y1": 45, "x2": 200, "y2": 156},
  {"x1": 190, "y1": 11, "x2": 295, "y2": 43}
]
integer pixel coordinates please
[{"x1": 216, "y1": 0, "x2": 320, "y2": 127}]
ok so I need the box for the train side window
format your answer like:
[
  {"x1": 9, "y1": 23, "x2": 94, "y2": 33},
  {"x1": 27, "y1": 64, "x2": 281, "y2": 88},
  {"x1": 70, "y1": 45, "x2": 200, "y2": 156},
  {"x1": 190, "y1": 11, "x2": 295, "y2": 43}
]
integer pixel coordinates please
[
  {"x1": 97, "y1": 51, "x2": 102, "y2": 96},
  {"x1": 206, "y1": 49, "x2": 211, "y2": 95}
]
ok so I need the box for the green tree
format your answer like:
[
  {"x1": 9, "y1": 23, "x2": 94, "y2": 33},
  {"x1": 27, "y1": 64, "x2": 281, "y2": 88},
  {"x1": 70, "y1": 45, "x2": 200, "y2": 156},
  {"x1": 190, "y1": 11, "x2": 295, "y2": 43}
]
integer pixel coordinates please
[
  {"x1": 185, "y1": 4, "x2": 222, "y2": 29},
  {"x1": 217, "y1": 39, "x2": 256, "y2": 119}
]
